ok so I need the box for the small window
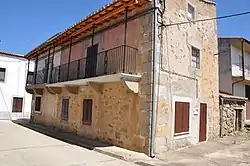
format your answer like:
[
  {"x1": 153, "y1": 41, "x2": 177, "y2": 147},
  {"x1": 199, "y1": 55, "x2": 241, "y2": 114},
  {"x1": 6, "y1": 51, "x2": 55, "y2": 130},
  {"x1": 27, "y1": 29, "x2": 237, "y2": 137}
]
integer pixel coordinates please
[
  {"x1": 188, "y1": 4, "x2": 195, "y2": 20},
  {"x1": 61, "y1": 98, "x2": 69, "y2": 121},
  {"x1": 175, "y1": 102, "x2": 190, "y2": 135},
  {"x1": 35, "y1": 97, "x2": 42, "y2": 112},
  {"x1": 0, "y1": 68, "x2": 6, "y2": 82},
  {"x1": 12, "y1": 97, "x2": 23, "y2": 113},
  {"x1": 191, "y1": 46, "x2": 200, "y2": 69},
  {"x1": 82, "y1": 99, "x2": 93, "y2": 125}
]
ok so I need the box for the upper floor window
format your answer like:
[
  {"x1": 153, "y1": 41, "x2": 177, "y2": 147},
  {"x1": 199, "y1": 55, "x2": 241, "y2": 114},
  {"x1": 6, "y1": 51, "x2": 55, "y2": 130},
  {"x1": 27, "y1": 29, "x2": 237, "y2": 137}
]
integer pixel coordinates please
[
  {"x1": 0, "y1": 68, "x2": 6, "y2": 82},
  {"x1": 191, "y1": 47, "x2": 200, "y2": 69},
  {"x1": 188, "y1": 3, "x2": 195, "y2": 20}
]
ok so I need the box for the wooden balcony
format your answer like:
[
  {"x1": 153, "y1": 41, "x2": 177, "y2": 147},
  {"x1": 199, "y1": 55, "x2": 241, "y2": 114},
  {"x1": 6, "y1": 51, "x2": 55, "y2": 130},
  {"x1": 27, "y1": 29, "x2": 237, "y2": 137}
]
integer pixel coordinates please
[{"x1": 26, "y1": 45, "x2": 139, "y2": 89}]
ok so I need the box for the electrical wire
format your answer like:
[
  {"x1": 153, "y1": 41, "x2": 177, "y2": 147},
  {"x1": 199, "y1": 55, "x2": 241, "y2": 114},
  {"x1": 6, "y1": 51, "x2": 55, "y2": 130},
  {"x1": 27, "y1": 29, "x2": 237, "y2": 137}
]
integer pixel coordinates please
[{"x1": 164, "y1": 11, "x2": 250, "y2": 27}]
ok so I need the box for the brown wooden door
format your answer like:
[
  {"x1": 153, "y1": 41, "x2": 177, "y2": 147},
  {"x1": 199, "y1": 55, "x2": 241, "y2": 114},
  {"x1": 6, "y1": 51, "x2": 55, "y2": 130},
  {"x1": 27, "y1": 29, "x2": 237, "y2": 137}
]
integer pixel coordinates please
[
  {"x1": 199, "y1": 103, "x2": 207, "y2": 142},
  {"x1": 85, "y1": 44, "x2": 98, "y2": 78}
]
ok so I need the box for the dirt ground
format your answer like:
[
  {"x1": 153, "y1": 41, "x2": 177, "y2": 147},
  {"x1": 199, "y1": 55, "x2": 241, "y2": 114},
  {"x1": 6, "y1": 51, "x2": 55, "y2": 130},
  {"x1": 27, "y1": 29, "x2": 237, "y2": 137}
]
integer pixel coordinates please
[{"x1": 156, "y1": 132, "x2": 250, "y2": 166}]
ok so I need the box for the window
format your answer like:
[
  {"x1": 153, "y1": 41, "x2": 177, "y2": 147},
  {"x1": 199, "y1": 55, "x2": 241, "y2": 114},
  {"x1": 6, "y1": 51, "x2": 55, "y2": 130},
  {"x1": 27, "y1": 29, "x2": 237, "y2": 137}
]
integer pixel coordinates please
[
  {"x1": 191, "y1": 46, "x2": 200, "y2": 69},
  {"x1": 61, "y1": 98, "x2": 69, "y2": 121},
  {"x1": 188, "y1": 3, "x2": 195, "y2": 20},
  {"x1": 82, "y1": 99, "x2": 93, "y2": 125},
  {"x1": 174, "y1": 102, "x2": 190, "y2": 135},
  {"x1": 0, "y1": 68, "x2": 6, "y2": 82},
  {"x1": 35, "y1": 97, "x2": 42, "y2": 112},
  {"x1": 12, "y1": 97, "x2": 23, "y2": 113}
]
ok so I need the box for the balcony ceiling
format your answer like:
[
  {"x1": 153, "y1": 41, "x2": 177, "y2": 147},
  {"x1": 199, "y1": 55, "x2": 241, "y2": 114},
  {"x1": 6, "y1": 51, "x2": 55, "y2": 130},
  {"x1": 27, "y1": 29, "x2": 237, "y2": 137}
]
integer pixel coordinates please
[
  {"x1": 46, "y1": 73, "x2": 141, "y2": 87},
  {"x1": 221, "y1": 37, "x2": 250, "y2": 53},
  {"x1": 25, "y1": 0, "x2": 150, "y2": 60}
]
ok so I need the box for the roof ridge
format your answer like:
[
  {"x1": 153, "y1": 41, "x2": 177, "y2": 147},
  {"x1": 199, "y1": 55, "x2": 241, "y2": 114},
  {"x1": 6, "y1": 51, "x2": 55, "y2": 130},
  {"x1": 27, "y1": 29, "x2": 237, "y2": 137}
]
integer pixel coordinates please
[{"x1": 0, "y1": 51, "x2": 25, "y2": 58}]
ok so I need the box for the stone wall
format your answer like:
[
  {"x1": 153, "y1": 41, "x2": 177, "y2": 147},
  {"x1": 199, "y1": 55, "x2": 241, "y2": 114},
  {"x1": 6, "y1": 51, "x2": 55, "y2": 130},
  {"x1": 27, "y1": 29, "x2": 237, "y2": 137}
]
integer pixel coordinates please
[
  {"x1": 32, "y1": 82, "x2": 149, "y2": 153},
  {"x1": 221, "y1": 100, "x2": 246, "y2": 136},
  {"x1": 154, "y1": 0, "x2": 219, "y2": 153}
]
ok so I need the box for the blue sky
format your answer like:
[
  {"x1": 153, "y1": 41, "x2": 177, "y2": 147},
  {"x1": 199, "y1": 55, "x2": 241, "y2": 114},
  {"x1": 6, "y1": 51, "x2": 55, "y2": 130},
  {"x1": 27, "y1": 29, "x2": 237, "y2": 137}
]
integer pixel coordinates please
[{"x1": 0, "y1": 0, "x2": 249, "y2": 54}]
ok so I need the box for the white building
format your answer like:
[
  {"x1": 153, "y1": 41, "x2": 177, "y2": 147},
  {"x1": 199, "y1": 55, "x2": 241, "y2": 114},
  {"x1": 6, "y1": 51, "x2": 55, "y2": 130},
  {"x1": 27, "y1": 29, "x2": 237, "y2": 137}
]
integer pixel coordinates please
[
  {"x1": 0, "y1": 51, "x2": 34, "y2": 120},
  {"x1": 218, "y1": 37, "x2": 250, "y2": 121}
]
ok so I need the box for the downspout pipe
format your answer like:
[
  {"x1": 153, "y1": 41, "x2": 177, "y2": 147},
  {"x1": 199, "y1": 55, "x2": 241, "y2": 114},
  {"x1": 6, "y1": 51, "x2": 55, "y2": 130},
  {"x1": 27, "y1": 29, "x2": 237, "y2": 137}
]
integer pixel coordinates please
[
  {"x1": 232, "y1": 39, "x2": 245, "y2": 94},
  {"x1": 150, "y1": 0, "x2": 158, "y2": 158}
]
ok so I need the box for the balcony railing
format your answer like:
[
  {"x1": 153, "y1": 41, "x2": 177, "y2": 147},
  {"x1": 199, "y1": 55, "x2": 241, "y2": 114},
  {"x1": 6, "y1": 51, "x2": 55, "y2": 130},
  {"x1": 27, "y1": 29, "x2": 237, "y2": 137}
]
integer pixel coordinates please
[{"x1": 28, "y1": 45, "x2": 138, "y2": 86}]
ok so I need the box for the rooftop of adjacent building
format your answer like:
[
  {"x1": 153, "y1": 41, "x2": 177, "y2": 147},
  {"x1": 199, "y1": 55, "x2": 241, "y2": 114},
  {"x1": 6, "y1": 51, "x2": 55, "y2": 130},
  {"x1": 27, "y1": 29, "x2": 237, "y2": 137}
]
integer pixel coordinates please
[{"x1": 0, "y1": 51, "x2": 25, "y2": 59}]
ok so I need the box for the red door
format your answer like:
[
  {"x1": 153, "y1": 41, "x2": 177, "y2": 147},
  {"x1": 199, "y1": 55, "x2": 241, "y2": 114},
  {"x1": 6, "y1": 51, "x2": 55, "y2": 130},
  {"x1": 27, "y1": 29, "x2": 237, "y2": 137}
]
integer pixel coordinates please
[{"x1": 199, "y1": 103, "x2": 207, "y2": 142}]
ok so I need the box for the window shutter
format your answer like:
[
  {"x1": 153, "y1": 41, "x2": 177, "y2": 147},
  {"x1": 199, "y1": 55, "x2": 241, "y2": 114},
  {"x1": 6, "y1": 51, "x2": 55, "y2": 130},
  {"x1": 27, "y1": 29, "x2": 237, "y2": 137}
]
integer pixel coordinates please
[
  {"x1": 83, "y1": 99, "x2": 93, "y2": 125},
  {"x1": 175, "y1": 102, "x2": 183, "y2": 134},
  {"x1": 182, "y1": 103, "x2": 190, "y2": 132},
  {"x1": 175, "y1": 102, "x2": 190, "y2": 134},
  {"x1": 12, "y1": 97, "x2": 23, "y2": 112}
]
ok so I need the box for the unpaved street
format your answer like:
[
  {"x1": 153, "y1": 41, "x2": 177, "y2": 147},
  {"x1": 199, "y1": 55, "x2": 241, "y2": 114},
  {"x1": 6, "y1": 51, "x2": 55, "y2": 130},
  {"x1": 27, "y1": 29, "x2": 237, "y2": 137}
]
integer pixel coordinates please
[{"x1": 0, "y1": 121, "x2": 136, "y2": 166}]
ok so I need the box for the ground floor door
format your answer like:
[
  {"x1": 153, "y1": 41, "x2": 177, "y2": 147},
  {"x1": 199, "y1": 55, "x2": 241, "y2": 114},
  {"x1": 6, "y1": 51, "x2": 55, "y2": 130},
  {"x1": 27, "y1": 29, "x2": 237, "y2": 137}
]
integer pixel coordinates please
[
  {"x1": 199, "y1": 103, "x2": 207, "y2": 142},
  {"x1": 235, "y1": 109, "x2": 243, "y2": 131}
]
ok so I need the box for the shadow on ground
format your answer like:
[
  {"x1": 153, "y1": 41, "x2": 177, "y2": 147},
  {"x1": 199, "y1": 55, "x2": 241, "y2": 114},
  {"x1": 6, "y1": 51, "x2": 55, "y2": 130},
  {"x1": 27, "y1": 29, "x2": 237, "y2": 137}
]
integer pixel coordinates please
[{"x1": 12, "y1": 119, "x2": 112, "y2": 150}]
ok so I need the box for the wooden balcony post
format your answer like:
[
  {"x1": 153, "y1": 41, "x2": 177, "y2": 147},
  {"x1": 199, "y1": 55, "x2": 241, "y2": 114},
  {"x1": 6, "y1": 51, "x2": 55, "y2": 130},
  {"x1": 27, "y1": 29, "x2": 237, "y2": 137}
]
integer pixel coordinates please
[
  {"x1": 67, "y1": 38, "x2": 73, "y2": 81},
  {"x1": 123, "y1": 7, "x2": 128, "y2": 73},
  {"x1": 34, "y1": 55, "x2": 38, "y2": 85},
  {"x1": 45, "y1": 48, "x2": 51, "y2": 83},
  {"x1": 92, "y1": 24, "x2": 95, "y2": 46},
  {"x1": 50, "y1": 46, "x2": 55, "y2": 83}
]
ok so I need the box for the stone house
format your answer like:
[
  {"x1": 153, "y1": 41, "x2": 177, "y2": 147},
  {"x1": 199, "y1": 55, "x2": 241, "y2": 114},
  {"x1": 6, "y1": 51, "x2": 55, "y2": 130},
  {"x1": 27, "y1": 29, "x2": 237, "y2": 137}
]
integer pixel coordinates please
[{"x1": 25, "y1": 0, "x2": 219, "y2": 156}]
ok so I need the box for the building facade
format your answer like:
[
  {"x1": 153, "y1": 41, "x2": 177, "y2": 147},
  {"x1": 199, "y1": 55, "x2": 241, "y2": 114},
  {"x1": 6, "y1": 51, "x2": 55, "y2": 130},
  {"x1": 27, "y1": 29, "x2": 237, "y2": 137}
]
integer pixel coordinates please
[
  {"x1": 26, "y1": 0, "x2": 219, "y2": 155},
  {"x1": 0, "y1": 52, "x2": 34, "y2": 120},
  {"x1": 218, "y1": 37, "x2": 250, "y2": 134}
]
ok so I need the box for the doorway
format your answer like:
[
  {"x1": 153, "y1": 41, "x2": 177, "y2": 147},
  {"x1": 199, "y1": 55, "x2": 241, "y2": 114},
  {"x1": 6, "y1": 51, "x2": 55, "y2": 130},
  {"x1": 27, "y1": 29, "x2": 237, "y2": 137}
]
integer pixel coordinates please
[
  {"x1": 85, "y1": 44, "x2": 98, "y2": 78},
  {"x1": 235, "y1": 109, "x2": 243, "y2": 132}
]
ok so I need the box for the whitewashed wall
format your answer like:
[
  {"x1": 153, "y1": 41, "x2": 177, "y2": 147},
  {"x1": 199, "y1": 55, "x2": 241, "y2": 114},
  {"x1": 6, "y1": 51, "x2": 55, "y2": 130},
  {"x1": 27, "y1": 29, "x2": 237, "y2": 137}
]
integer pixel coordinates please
[{"x1": 0, "y1": 54, "x2": 34, "y2": 120}]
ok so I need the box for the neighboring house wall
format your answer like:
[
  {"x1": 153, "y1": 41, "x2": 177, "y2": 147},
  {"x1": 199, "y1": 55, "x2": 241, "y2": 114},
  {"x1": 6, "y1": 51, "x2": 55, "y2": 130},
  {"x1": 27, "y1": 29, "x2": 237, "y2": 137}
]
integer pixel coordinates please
[
  {"x1": 218, "y1": 38, "x2": 232, "y2": 94},
  {"x1": 0, "y1": 54, "x2": 33, "y2": 120},
  {"x1": 154, "y1": 0, "x2": 219, "y2": 153}
]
